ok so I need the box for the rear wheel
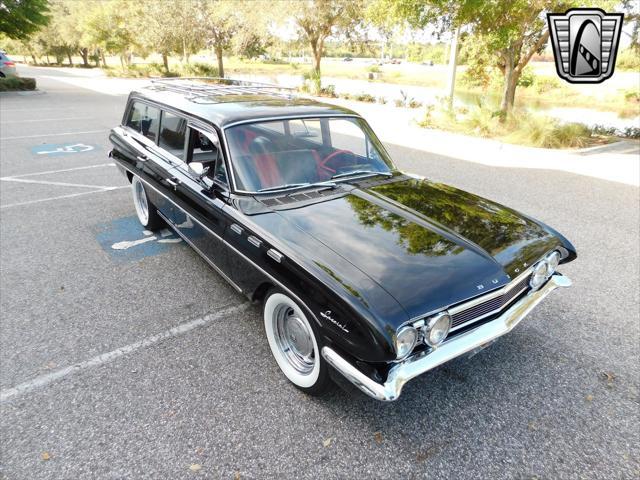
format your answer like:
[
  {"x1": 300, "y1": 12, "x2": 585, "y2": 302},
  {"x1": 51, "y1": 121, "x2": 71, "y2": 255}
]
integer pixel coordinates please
[
  {"x1": 263, "y1": 290, "x2": 332, "y2": 395},
  {"x1": 131, "y1": 176, "x2": 163, "y2": 230}
]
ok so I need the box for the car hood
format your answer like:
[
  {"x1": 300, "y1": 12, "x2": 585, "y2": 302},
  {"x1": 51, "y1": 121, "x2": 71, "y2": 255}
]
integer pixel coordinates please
[{"x1": 272, "y1": 176, "x2": 562, "y2": 319}]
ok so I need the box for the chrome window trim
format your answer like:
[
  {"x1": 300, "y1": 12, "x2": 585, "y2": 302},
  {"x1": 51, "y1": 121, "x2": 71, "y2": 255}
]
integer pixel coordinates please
[
  {"x1": 221, "y1": 113, "x2": 383, "y2": 195},
  {"x1": 122, "y1": 167, "x2": 317, "y2": 323}
]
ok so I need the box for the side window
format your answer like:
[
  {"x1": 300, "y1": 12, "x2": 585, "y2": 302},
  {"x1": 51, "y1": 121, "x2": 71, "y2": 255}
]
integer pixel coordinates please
[
  {"x1": 186, "y1": 128, "x2": 228, "y2": 187},
  {"x1": 126, "y1": 101, "x2": 160, "y2": 142},
  {"x1": 329, "y1": 118, "x2": 367, "y2": 157},
  {"x1": 159, "y1": 111, "x2": 187, "y2": 161},
  {"x1": 288, "y1": 119, "x2": 322, "y2": 144}
]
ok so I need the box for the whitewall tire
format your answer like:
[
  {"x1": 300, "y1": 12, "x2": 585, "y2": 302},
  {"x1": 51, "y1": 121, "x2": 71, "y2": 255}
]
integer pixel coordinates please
[
  {"x1": 131, "y1": 176, "x2": 163, "y2": 230},
  {"x1": 263, "y1": 291, "x2": 331, "y2": 393}
]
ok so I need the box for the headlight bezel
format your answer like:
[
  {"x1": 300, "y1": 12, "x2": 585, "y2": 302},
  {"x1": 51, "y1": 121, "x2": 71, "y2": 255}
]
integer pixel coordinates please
[
  {"x1": 545, "y1": 250, "x2": 561, "y2": 275},
  {"x1": 530, "y1": 260, "x2": 549, "y2": 290},
  {"x1": 423, "y1": 311, "x2": 452, "y2": 348},
  {"x1": 394, "y1": 326, "x2": 418, "y2": 360}
]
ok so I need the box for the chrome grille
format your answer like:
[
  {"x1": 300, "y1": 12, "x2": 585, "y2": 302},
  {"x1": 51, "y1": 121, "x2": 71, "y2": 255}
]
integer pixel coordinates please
[{"x1": 450, "y1": 273, "x2": 531, "y2": 330}]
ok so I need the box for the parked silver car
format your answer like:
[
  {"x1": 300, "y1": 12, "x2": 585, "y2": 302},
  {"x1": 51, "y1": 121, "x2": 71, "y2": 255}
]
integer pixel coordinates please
[{"x1": 0, "y1": 51, "x2": 17, "y2": 77}]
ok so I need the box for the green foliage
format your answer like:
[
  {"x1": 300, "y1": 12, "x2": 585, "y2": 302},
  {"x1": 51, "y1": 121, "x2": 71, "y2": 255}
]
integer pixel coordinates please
[
  {"x1": 418, "y1": 102, "x2": 602, "y2": 149},
  {"x1": 517, "y1": 66, "x2": 535, "y2": 88},
  {"x1": 406, "y1": 43, "x2": 446, "y2": 64},
  {"x1": 616, "y1": 48, "x2": 640, "y2": 71},
  {"x1": 534, "y1": 76, "x2": 561, "y2": 94},
  {"x1": 301, "y1": 68, "x2": 322, "y2": 94},
  {"x1": 0, "y1": 0, "x2": 50, "y2": 40},
  {"x1": 0, "y1": 76, "x2": 36, "y2": 91}
]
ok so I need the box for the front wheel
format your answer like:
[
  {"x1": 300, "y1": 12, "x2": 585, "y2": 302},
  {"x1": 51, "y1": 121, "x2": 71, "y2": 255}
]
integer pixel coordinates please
[
  {"x1": 131, "y1": 176, "x2": 163, "y2": 230},
  {"x1": 263, "y1": 291, "x2": 332, "y2": 395}
]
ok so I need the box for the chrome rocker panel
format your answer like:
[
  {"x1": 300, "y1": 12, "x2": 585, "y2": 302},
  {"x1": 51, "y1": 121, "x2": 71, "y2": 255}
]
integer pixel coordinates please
[{"x1": 322, "y1": 273, "x2": 572, "y2": 401}]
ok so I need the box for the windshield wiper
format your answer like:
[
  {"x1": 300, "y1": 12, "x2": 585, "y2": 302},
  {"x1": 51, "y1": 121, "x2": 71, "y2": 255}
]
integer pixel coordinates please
[
  {"x1": 258, "y1": 181, "x2": 336, "y2": 193},
  {"x1": 331, "y1": 170, "x2": 393, "y2": 180}
]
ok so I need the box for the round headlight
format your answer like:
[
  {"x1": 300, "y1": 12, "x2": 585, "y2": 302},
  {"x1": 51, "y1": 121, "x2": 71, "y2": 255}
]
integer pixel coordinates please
[
  {"x1": 424, "y1": 312, "x2": 451, "y2": 347},
  {"x1": 530, "y1": 260, "x2": 549, "y2": 290},
  {"x1": 395, "y1": 326, "x2": 418, "y2": 359},
  {"x1": 546, "y1": 251, "x2": 561, "y2": 275}
]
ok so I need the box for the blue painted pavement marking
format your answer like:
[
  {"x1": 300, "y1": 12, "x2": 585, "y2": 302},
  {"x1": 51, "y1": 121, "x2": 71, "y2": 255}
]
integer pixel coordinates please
[
  {"x1": 31, "y1": 143, "x2": 98, "y2": 157},
  {"x1": 94, "y1": 216, "x2": 183, "y2": 263}
]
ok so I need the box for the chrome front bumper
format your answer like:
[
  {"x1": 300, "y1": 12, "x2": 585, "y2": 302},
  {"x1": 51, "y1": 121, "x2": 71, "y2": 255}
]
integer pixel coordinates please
[{"x1": 322, "y1": 274, "x2": 572, "y2": 401}]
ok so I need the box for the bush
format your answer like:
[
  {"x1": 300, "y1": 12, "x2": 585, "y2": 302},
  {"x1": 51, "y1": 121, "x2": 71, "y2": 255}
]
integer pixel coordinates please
[
  {"x1": 534, "y1": 76, "x2": 561, "y2": 94},
  {"x1": 182, "y1": 62, "x2": 219, "y2": 77},
  {"x1": 367, "y1": 64, "x2": 381, "y2": 74},
  {"x1": 617, "y1": 48, "x2": 640, "y2": 71},
  {"x1": 354, "y1": 93, "x2": 376, "y2": 102},
  {"x1": 301, "y1": 69, "x2": 321, "y2": 95},
  {"x1": 623, "y1": 89, "x2": 640, "y2": 103},
  {"x1": 0, "y1": 76, "x2": 36, "y2": 91},
  {"x1": 517, "y1": 66, "x2": 536, "y2": 88}
]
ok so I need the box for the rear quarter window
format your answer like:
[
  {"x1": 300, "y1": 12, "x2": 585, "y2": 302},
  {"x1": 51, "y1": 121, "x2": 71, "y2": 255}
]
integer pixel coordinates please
[{"x1": 126, "y1": 101, "x2": 160, "y2": 143}]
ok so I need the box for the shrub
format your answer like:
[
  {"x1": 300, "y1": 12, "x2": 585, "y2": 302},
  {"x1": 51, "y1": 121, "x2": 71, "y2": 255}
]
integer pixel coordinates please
[
  {"x1": 517, "y1": 66, "x2": 536, "y2": 88},
  {"x1": 301, "y1": 69, "x2": 321, "y2": 95},
  {"x1": 354, "y1": 93, "x2": 376, "y2": 102},
  {"x1": 0, "y1": 76, "x2": 36, "y2": 91},
  {"x1": 182, "y1": 62, "x2": 219, "y2": 77},
  {"x1": 623, "y1": 89, "x2": 640, "y2": 103},
  {"x1": 534, "y1": 76, "x2": 561, "y2": 94},
  {"x1": 617, "y1": 48, "x2": 640, "y2": 71},
  {"x1": 367, "y1": 64, "x2": 381, "y2": 74}
]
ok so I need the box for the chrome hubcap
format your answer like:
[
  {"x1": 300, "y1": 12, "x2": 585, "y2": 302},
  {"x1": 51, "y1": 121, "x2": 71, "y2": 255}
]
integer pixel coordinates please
[
  {"x1": 274, "y1": 304, "x2": 315, "y2": 375},
  {"x1": 133, "y1": 179, "x2": 149, "y2": 224}
]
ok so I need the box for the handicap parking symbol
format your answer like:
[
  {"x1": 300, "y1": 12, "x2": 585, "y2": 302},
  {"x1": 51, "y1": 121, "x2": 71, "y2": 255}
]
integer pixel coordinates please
[
  {"x1": 31, "y1": 143, "x2": 97, "y2": 156},
  {"x1": 93, "y1": 216, "x2": 183, "y2": 263}
]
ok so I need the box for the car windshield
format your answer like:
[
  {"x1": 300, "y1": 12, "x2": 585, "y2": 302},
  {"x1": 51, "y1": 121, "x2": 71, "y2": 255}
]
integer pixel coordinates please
[{"x1": 225, "y1": 116, "x2": 394, "y2": 192}]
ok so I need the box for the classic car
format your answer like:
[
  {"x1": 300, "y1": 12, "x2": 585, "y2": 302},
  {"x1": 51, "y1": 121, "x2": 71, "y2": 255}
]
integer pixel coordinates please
[{"x1": 109, "y1": 78, "x2": 576, "y2": 401}]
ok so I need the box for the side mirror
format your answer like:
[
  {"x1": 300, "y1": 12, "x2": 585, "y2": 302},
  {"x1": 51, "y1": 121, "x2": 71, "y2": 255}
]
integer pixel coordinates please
[{"x1": 189, "y1": 158, "x2": 216, "y2": 178}]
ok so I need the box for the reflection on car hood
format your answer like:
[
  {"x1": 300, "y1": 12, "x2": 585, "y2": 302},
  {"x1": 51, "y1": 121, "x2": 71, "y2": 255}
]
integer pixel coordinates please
[{"x1": 274, "y1": 176, "x2": 561, "y2": 319}]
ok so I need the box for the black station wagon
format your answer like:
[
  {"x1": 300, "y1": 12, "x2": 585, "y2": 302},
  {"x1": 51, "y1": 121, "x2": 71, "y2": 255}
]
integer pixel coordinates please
[{"x1": 109, "y1": 78, "x2": 576, "y2": 401}]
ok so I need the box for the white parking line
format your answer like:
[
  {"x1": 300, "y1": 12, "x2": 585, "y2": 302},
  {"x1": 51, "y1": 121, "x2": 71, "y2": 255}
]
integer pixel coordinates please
[
  {"x1": 0, "y1": 186, "x2": 128, "y2": 209},
  {"x1": 0, "y1": 116, "x2": 94, "y2": 124},
  {"x1": 1, "y1": 177, "x2": 118, "y2": 190},
  {"x1": 0, "y1": 302, "x2": 250, "y2": 403},
  {"x1": 6, "y1": 163, "x2": 115, "y2": 178},
  {"x1": 2, "y1": 129, "x2": 106, "y2": 140}
]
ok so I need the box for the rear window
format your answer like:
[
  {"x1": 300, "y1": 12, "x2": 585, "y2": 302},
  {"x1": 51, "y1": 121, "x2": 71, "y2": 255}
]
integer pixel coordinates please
[
  {"x1": 126, "y1": 101, "x2": 160, "y2": 143},
  {"x1": 159, "y1": 111, "x2": 187, "y2": 160}
]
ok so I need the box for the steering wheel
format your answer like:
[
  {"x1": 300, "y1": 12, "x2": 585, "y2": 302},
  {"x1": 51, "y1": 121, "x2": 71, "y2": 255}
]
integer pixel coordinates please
[{"x1": 321, "y1": 150, "x2": 356, "y2": 172}]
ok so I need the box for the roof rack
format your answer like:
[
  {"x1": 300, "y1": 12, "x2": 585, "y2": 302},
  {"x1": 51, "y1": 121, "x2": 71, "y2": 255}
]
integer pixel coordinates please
[{"x1": 148, "y1": 77, "x2": 295, "y2": 102}]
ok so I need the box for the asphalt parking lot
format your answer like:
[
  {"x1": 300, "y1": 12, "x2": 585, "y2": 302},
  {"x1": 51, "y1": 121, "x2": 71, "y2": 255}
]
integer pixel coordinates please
[{"x1": 1, "y1": 67, "x2": 638, "y2": 479}]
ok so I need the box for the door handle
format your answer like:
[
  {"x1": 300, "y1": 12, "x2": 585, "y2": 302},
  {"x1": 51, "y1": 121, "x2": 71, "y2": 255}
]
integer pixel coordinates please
[
  {"x1": 136, "y1": 155, "x2": 148, "y2": 162},
  {"x1": 166, "y1": 177, "x2": 181, "y2": 189}
]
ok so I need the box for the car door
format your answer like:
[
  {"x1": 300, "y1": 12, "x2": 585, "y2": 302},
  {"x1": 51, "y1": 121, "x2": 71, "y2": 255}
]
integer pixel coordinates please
[
  {"x1": 120, "y1": 100, "x2": 179, "y2": 218},
  {"x1": 164, "y1": 124, "x2": 237, "y2": 282}
]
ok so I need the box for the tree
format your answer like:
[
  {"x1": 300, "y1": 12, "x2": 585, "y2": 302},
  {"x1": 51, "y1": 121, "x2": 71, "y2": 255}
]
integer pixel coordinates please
[
  {"x1": 0, "y1": 0, "x2": 50, "y2": 40},
  {"x1": 199, "y1": 0, "x2": 244, "y2": 78},
  {"x1": 292, "y1": 0, "x2": 364, "y2": 76},
  {"x1": 368, "y1": 0, "x2": 609, "y2": 115}
]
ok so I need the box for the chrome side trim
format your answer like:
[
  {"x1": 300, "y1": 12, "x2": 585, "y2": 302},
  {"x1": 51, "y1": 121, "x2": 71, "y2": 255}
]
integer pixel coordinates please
[
  {"x1": 247, "y1": 235, "x2": 262, "y2": 248},
  {"x1": 230, "y1": 224, "x2": 243, "y2": 235},
  {"x1": 267, "y1": 249, "x2": 284, "y2": 263},
  {"x1": 121, "y1": 168, "x2": 319, "y2": 323},
  {"x1": 322, "y1": 274, "x2": 572, "y2": 401},
  {"x1": 157, "y1": 211, "x2": 243, "y2": 293}
]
